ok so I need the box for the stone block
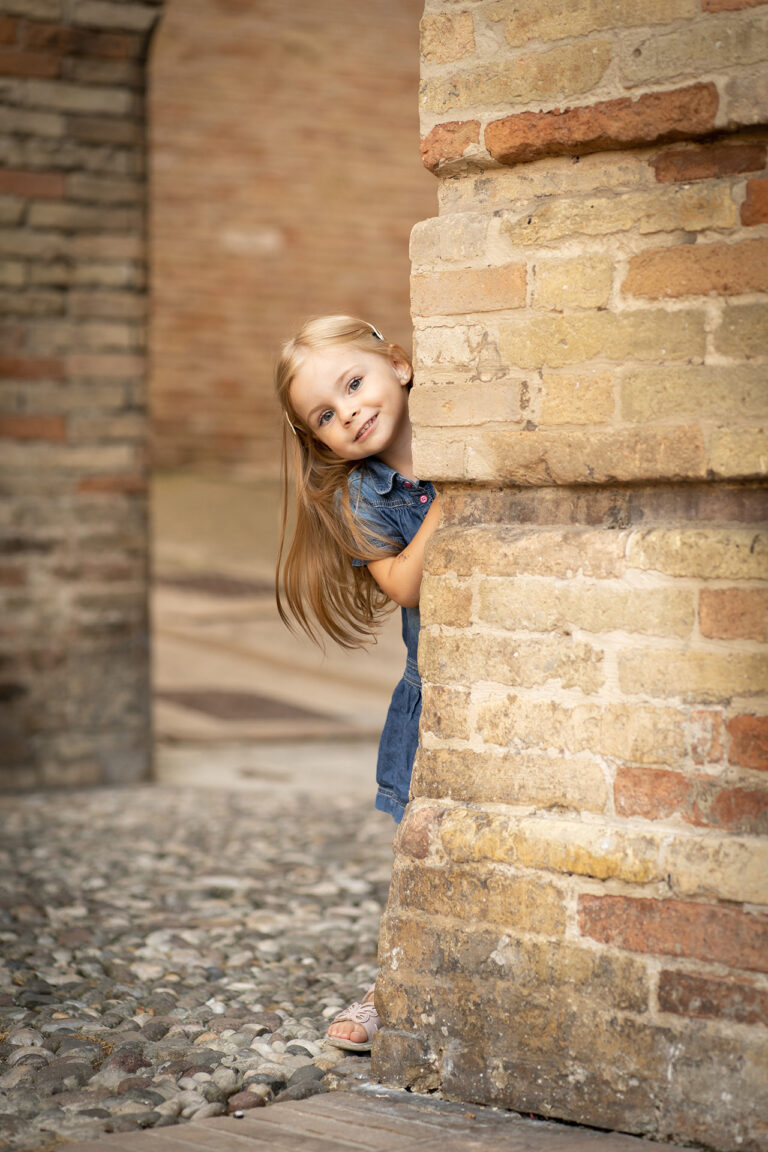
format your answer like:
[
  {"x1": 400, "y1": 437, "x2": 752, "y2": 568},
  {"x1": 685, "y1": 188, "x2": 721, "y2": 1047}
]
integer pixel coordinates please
[
  {"x1": 427, "y1": 525, "x2": 627, "y2": 578},
  {"x1": 477, "y1": 576, "x2": 695, "y2": 638},
  {"x1": 710, "y1": 429, "x2": 768, "y2": 479},
  {"x1": 540, "y1": 370, "x2": 615, "y2": 424},
  {"x1": 421, "y1": 40, "x2": 611, "y2": 113},
  {"x1": 621, "y1": 9, "x2": 768, "y2": 86},
  {"x1": 579, "y1": 893, "x2": 768, "y2": 971},
  {"x1": 390, "y1": 860, "x2": 567, "y2": 934},
  {"x1": 420, "y1": 575, "x2": 472, "y2": 627},
  {"x1": 620, "y1": 364, "x2": 768, "y2": 421},
  {"x1": 498, "y1": 309, "x2": 707, "y2": 369},
  {"x1": 28, "y1": 202, "x2": 141, "y2": 232},
  {"x1": 410, "y1": 377, "x2": 522, "y2": 426},
  {"x1": 420, "y1": 683, "x2": 472, "y2": 740},
  {"x1": 471, "y1": 425, "x2": 708, "y2": 485},
  {"x1": 413, "y1": 747, "x2": 611, "y2": 813},
  {"x1": 485, "y1": 84, "x2": 718, "y2": 166},
  {"x1": 411, "y1": 263, "x2": 526, "y2": 316},
  {"x1": 484, "y1": 0, "x2": 697, "y2": 47},
  {"x1": 664, "y1": 830, "x2": 768, "y2": 903},
  {"x1": 421, "y1": 11, "x2": 476, "y2": 64},
  {"x1": 533, "y1": 253, "x2": 613, "y2": 310},
  {"x1": 623, "y1": 237, "x2": 768, "y2": 298},
  {"x1": 627, "y1": 527, "x2": 768, "y2": 579},
  {"x1": 619, "y1": 647, "x2": 768, "y2": 703},
  {"x1": 22, "y1": 78, "x2": 133, "y2": 116},
  {"x1": 502, "y1": 184, "x2": 738, "y2": 246},
  {"x1": 700, "y1": 588, "x2": 768, "y2": 642},
  {"x1": 420, "y1": 629, "x2": 605, "y2": 693}
]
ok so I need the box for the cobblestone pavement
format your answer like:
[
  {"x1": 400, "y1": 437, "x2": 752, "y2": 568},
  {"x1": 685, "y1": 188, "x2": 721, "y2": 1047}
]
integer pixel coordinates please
[{"x1": 0, "y1": 781, "x2": 395, "y2": 1149}]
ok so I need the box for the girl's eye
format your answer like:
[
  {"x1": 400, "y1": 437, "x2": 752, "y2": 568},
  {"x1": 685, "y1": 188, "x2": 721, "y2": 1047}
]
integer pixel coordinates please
[
  {"x1": 348, "y1": 376, "x2": 362, "y2": 393},
  {"x1": 318, "y1": 410, "x2": 333, "y2": 427}
]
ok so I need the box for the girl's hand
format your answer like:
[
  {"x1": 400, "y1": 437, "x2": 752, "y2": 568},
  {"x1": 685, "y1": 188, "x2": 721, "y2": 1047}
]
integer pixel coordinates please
[{"x1": 366, "y1": 495, "x2": 441, "y2": 608}]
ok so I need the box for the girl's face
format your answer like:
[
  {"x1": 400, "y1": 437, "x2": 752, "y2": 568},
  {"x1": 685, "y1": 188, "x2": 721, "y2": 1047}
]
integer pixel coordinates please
[{"x1": 289, "y1": 344, "x2": 412, "y2": 466}]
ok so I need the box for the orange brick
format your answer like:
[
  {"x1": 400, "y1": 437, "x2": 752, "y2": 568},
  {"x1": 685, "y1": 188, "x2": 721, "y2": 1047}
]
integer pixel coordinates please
[
  {"x1": 420, "y1": 120, "x2": 480, "y2": 172},
  {"x1": 615, "y1": 765, "x2": 768, "y2": 834},
  {"x1": 579, "y1": 894, "x2": 768, "y2": 972},
  {"x1": 78, "y1": 473, "x2": 146, "y2": 493},
  {"x1": 0, "y1": 169, "x2": 66, "y2": 199},
  {"x1": 741, "y1": 177, "x2": 768, "y2": 225},
  {"x1": 485, "y1": 84, "x2": 718, "y2": 166},
  {"x1": 727, "y1": 715, "x2": 768, "y2": 770},
  {"x1": 659, "y1": 969, "x2": 768, "y2": 1026},
  {"x1": 623, "y1": 237, "x2": 768, "y2": 299},
  {"x1": 700, "y1": 588, "x2": 768, "y2": 642},
  {"x1": 0, "y1": 49, "x2": 59, "y2": 78},
  {"x1": 653, "y1": 142, "x2": 767, "y2": 182},
  {"x1": 0, "y1": 356, "x2": 65, "y2": 380},
  {"x1": 702, "y1": 0, "x2": 768, "y2": 10},
  {"x1": 411, "y1": 265, "x2": 526, "y2": 316},
  {"x1": 0, "y1": 414, "x2": 66, "y2": 441}
]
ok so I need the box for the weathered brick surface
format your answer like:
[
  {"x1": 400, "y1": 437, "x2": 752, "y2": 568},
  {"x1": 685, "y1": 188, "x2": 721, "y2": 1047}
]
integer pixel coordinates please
[
  {"x1": 384, "y1": 5, "x2": 768, "y2": 1143},
  {"x1": 0, "y1": 0, "x2": 159, "y2": 788}
]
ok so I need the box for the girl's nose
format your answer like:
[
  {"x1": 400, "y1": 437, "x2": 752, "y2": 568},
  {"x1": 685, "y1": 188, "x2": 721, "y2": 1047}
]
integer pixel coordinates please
[{"x1": 342, "y1": 402, "x2": 359, "y2": 425}]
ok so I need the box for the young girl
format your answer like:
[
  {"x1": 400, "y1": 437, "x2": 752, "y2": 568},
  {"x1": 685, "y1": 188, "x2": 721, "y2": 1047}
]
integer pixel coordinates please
[{"x1": 275, "y1": 315, "x2": 440, "y2": 1051}]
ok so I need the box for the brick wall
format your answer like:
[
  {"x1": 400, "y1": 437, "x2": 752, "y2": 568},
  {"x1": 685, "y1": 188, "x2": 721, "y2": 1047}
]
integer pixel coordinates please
[
  {"x1": 0, "y1": 0, "x2": 161, "y2": 788},
  {"x1": 149, "y1": 0, "x2": 434, "y2": 476},
  {"x1": 374, "y1": 3, "x2": 768, "y2": 1148}
]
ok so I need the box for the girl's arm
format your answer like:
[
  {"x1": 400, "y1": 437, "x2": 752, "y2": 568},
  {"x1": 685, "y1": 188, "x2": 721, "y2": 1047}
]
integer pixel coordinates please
[{"x1": 366, "y1": 496, "x2": 441, "y2": 609}]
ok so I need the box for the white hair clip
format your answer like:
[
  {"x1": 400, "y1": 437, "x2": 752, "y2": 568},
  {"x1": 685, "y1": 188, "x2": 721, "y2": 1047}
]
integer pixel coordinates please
[
  {"x1": 284, "y1": 411, "x2": 298, "y2": 438},
  {"x1": 370, "y1": 324, "x2": 384, "y2": 340}
]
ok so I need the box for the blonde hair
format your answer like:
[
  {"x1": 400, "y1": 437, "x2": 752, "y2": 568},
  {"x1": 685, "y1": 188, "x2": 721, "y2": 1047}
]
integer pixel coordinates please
[{"x1": 275, "y1": 315, "x2": 411, "y2": 649}]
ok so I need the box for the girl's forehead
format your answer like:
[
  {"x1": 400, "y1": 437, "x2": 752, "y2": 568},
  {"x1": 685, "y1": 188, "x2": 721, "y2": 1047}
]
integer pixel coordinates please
[{"x1": 292, "y1": 345, "x2": 373, "y2": 394}]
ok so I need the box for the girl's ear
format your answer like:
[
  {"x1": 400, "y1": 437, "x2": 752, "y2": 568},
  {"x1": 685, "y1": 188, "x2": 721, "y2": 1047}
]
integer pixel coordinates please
[{"x1": 390, "y1": 347, "x2": 412, "y2": 386}]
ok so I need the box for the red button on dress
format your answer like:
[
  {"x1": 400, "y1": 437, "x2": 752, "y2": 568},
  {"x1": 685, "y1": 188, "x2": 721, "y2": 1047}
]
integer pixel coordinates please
[
  {"x1": 420, "y1": 494, "x2": 428, "y2": 503},
  {"x1": 403, "y1": 481, "x2": 412, "y2": 488}
]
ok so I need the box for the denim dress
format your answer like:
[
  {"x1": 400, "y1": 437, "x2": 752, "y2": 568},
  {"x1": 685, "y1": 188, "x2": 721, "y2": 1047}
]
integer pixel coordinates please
[{"x1": 348, "y1": 457, "x2": 436, "y2": 823}]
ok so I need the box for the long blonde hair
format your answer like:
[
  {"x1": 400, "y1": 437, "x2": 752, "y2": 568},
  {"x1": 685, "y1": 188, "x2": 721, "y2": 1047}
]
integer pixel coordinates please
[{"x1": 275, "y1": 315, "x2": 410, "y2": 649}]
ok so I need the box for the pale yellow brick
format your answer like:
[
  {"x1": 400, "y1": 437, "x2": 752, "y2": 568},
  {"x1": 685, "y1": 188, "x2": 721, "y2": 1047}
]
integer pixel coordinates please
[
  {"x1": 502, "y1": 186, "x2": 738, "y2": 247},
  {"x1": 420, "y1": 631, "x2": 604, "y2": 693},
  {"x1": 540, "y1": 371, "x2": 615, "y2": 425},
  {"x1": 412, "y1": 435, "x2": 466, "y2": 479},
  {"x1": 476, "y1": 695, "x2": 689, "y2": 765},
  {"x1": 420, "y1": 684, "x2": 472, "y2": 741},
  {"x1": 511, "y1": 818, "x2": 663, "y2": 885},
  {"x1": 1, "y1": 442, "x2": 135, "y2": 472},
  {"x1": 427, "y1": 525, "x2": 627, "y2": 579},
  {"x1": 420, "y1": 40, "x2": 611, "y2": 113},
  {"x1": 499, "y1": 309, "x2": 707, "y2": 369},
  {"x1": 478, "y1": 578, "x2": 695, "y2": 639},
  {"x1": 620, "y1": 365, "x2": 768, "y2": 422},
  {"x1": 622, "y1": 9, "x2": 768, "y2": 87},
  {"x1": 22, "y1": 79, "x2": 133, "y2": 116},
  {"x1": 618, "y1": 649, "x2": 768, "y2": 703},
  {"x1": 421, "y1": 11, "x2": 476, "y2": 64},
  {"x1": 533, "y1": 254, "x2": 614, "y2": 311},
  {"x1": 413, "y1": 747, "x2": 611, "y2": 813},
  {"x1": 709, "y1": 429, "x2": 768, "y2": 479},
  {"x1": 471, "y1": 425, "x2": 707, "y2": 484},
  {"x1": 411, "y1": 378, "x2": 522, "y2": 426},
  {"x1": 484, "y1": 0, "x2": 698, "y2": 48},
  {"x1": 71, "y1": 0, "x2": 159, "y2": 31},
  {"x1": 413, "y1": 324, "x2": 481, "y2": 368},
  {"x1": 627, "y1": 527, "x2": 768, "y2": 580},
  {"x1": 664, "y1": 832, "x2": 768, "y2": 905},
  {"x1": 438, "y1": 151, "x2": 656, "y2": 217},
  {"x1": 420, "y1": 575, "x2": 473, "y2": 627},
  {"x1": 714, "y1": 303, "x2": 768, "y2": 360}
]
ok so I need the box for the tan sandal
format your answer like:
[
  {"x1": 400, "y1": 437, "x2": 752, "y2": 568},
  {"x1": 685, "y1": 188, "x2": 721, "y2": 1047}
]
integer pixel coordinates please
[{"x1": 326, "y1": 984, "x2": 380, "y2": 1052}]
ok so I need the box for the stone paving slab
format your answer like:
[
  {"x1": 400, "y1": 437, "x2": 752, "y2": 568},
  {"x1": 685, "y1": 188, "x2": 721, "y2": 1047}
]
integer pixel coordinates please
[{"x1": 47, "y1": 1087, "x2": 663, "y2": 1152}]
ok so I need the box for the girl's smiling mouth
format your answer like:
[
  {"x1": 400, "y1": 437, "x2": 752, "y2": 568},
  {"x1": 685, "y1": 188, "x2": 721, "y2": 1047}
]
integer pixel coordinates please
[{"x1": 355, "y1": 415, "x2": 378, "y2": 442}]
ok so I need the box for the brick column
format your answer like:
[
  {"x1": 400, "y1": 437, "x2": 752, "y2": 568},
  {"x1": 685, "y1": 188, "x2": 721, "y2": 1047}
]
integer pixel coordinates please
[
  {"x1": 373, "y1": 3, "x2": 768, "y2": 1149},
  {"x1": 0, "y1": 1, "x2": 162, "y2": 788}
]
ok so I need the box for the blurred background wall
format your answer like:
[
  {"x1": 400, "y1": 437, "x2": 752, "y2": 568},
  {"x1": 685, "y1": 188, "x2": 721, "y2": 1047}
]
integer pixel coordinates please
[{"x1": 149, "y1": 0, "x2": 434, "y2": 477}]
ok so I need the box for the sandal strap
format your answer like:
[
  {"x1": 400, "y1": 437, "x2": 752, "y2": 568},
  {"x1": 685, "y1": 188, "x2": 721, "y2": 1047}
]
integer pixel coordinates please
[{"x1": 330, "y1": 999, "x2": 381, "y2": 1042}]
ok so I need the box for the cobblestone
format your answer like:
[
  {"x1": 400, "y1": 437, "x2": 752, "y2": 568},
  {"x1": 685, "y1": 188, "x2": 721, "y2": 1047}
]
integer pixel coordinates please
[{"x1": 0, "y1": 783, "x2": 394, "y2": 1148}]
